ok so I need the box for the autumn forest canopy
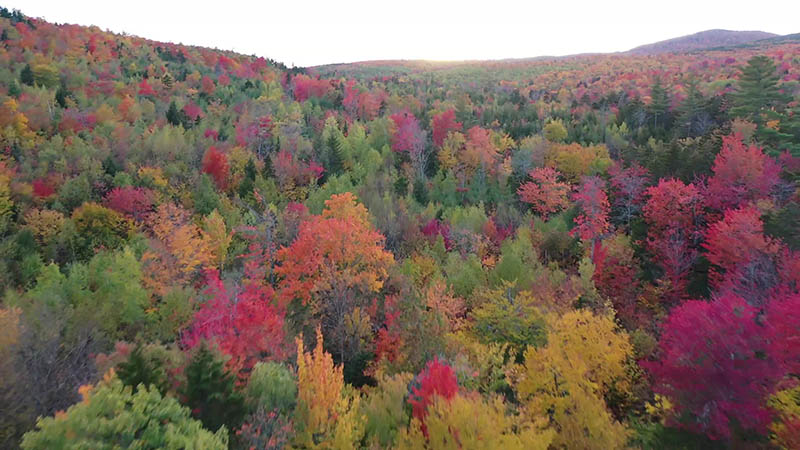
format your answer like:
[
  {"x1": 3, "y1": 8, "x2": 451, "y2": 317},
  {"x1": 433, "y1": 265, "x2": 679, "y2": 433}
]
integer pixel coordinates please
[{"x1": 1, "y1": 6, "x2": 800, "y2": 449}]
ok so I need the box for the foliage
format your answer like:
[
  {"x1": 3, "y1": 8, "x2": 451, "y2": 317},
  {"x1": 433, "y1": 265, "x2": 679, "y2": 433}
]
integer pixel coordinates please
[{"x1": 20, "y1": 374, "x2": 228, "y2": 449}]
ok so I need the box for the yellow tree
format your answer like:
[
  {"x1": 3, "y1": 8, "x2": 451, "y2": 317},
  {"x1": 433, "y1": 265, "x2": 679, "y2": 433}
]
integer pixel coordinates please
[
  {"x1": 202, "y1": 210, "x2": 231, "y2": 269},
  {"x1": 142, "y1": 203, "x2": 213, "y2": 296},
  {"x1": 512, "y1": 309, "x2": 633, "y2": 449},
  {"x1": 294, "y1": 328, "x2": 364, "y2": 449},
  {"x1": 396, "y1": 393, "x2": 554, "y2": 450}
]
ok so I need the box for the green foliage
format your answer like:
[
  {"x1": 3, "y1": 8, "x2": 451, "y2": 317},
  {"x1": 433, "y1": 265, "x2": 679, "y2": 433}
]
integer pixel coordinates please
[
  {"x1": 470, "y1": 285, "x2": 547, "y2": 353},
  {"x1": 193, "y1": 174, "x2": 221, "y2": 215},
  {"x1": 117, "y1": 345, "x2": 169, "y2": 395},
  {"x1": 20, "y1": 376, "x2": 228, "y2": 449},
  {"x1": 443, "y1": 252, "x2": 485, "y2": 298},
  {"x1": 182, "y1": 344, "x2": 246, "y2": 433},
  {"x1": 23, "y1": 249, "x2": 148, "y2": 340},
  {"x1": 245, "y1": 362, "x2": 297, "y2": 415},
  {"x1": 362, "y1": 372, "x2": 413, "y2": 447}
]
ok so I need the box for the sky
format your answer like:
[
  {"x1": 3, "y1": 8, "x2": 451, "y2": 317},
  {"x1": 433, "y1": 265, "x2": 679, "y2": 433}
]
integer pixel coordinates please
[{"x1": 7, "y1": 0, "x2": 800, "y2": 67}]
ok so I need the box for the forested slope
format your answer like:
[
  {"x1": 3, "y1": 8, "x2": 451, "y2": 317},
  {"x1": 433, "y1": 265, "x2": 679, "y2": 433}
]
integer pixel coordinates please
[{"x1": 1, "y1": 6, "x2": 799, "y2": 449}]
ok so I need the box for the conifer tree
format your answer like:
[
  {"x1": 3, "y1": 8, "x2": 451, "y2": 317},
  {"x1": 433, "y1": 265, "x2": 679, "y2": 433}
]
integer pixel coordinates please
[{"x1": 182, "y1": 344, "x2": 245, "y2": 433}]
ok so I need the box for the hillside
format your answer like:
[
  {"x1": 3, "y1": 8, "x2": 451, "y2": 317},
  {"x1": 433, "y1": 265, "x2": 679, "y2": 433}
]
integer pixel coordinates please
[
  {"x1": 1, "y1": 6, "x2": 800, "y2": 450},
  {"x1": 627, "y1": 29, "x2": 777, "y2": 54}
]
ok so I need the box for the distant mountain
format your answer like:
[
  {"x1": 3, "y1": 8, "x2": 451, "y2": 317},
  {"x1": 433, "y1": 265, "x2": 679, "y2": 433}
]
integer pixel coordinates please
[{"x1": 627, "y1": 29, "x2": 778, "y2": 54}]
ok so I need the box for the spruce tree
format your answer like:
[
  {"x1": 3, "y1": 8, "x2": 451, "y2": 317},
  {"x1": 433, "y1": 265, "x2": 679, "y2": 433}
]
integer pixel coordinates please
[
  {"x1": 325, "y1": 133, "x2": 344, "y2": 177},
  {"x1": 166, "y1": 101, "x2": 182, "y2": 126},
  {"x1": 182, "y1": 344, "x2": 245, "y2": 433},
  {"x1": 117, "y1": 345, "x2": 168, "y2": 395},
  {"x1": 20, "y1": 64, "x2": 34, "y2": 86},
  {"x1": 730, "y1": 55, "x2": 788, "y2": 123},
  {"x1": 648, "y1": 77, "x2": 670, "y2": 131}
]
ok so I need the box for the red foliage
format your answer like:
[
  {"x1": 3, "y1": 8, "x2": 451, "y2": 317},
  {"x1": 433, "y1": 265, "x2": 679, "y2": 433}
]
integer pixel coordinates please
[
  {"x1": 137, "y1": 78, "x2": 155, "y2": 97},
  {"x1": 390, "y1": 111, "x2": 424, "y2": 154},
  {"x1": 703, "y1": 206, "x2": 781, "y2": 296},
  {"x1": 104, "y1": 186, "x2": 155, "y2": 220},
  {"x1": 570, "y1": 176, "x2": 610, "y2": 244},
  {"x1": 431, "y1": 109, "x2": 462, "y2": 148},
  {"x1": 517, "y1": 167, "x2": 570, "y2": 219},
  {"x1": 373, "y1": 294, "x2": 403, "y2": 365},
  {"x1": 202, "y1": 146, "x2": 229, "y2": 189},
  {"x1": 182, "y1": 102, "x2": 203, "y2": 121},
  {"x1": 201, "y1": 75, "x2": 216, "y2": 95},
  {"x1": 32, "y1": 179, "x2": 55, "y2": 198},
  {"x1": 644, "y1": 294, "x2": 783, "y2": 440},
  {"x1": 705, "y1": 134, "x2": 781, "y2": 212},
  {"x1": 292, "y1": 74, "x2": 332, "y2": 102},
  {"x1": 643, "y1": 178, "x2": 703, "y2": 302},
  {"x1": 607, "y1": 162, "x2": 649, "y2": 227},
  {"x1": 408, "y1": 357, "x2": 458, "y2": 434},
  {"x1": 767, "y1": 293, "x2": 800, "y2": 376},
  {"x1": 183, "y1": 269, "x2": 287, "y2": 378}
]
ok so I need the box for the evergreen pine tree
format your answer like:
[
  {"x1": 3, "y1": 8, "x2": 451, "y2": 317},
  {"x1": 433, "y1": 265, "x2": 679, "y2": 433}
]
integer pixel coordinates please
[
  {"x1": 325, "y1": 133, "x2": 344, "y2": 177},
  {"x1": 20, "y1": 64, "x2": 34, "y2": 86},
  {"x1": 730, "y1": 55, "x2": 789, "y2": 123},
  {"x1": 676, "y1": 77, "x2": 710, "y2": 137},
  {"x1": 182, "y1": 344, "x2": 245, "y2": 433},
  {"x1": 238, "y1": 158, "x2": 257, "y2": 199},
  {"x1": 117, "y1": 345, "x2": 168, "y2": 394},
  {"x1": 648, "y1": 77, "x2": 670, "y2": 131},
  {"x1": 166, "y1": 101, "x2": 182, "y2": 126}
]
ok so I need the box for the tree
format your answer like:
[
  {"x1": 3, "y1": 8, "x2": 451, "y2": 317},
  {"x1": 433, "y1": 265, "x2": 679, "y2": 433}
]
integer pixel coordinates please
[
  {"x1": 141, "y1": 203, "x2": 214, "y2": 296},
  {"x1": 543, "y1": 119, "x2": 567, "y2": 142},
  {"x1": 116, "y1": 345, "x2": 169, "y2": 395},
  {"x1": 183, "y1": 270, "x2": 287, "y2": 377},
  {"x1": 104, "y1": 186, "x2": 154, "y2": 221},
  {"x1": 202, "y1": 146, "x2": 229, "y2": 190},
  {"x1": 396, "y1": 393, "x2": 554, "y2": 450},
  {"x1": 731, "y1": 55, "x2": 788, "y2": 124},
  {"x1": 517, "y1": 167, "x2": 570, "y2": 219},
  {"x1": 648, "y1": 76, "x2": 671, "y2": 131},
  {"x1": 407, "y1": 358, "x2": 459, "y2": 430},
  {"x1": 71, "y1": 202, "x2": 134, "y2": 259},
  {"x1": 431, "y1": 109, "x2": 462, "y2": 148},
  {"x1": 607, "y1": 162, "x2": 649, "y2": 230},
  {"x1": 676, "y1": 77, "x2": 712, "y2": 137},
  {"x1": 182, "y1": 344, "x2": 246, "y2": 433},
  {"x1": 293, "y1": 327, "x2": 365, "y2": 448},
  {"x1": 703, "y1": 206, "x2": 781, "y2": 300},
  {"x1": 705, "y1": 133, "x2": 781, "y2": 212},
  {"x1": 643, "y1": 178, "x2": 703, "y2": 302},
  {"x1": 391, "y1": 111, "x2": 428, "y2": 179},
  {"x1": 644, "y1": 294, "x2": 783, "y2": 440},
  {"x1": 512, "y1": 309, "x2": 633, "y2": 449},
  {"x1": 20, "y1": 374, "x2": 227, "y2": 449},
  {"x1": 276, "y1": 193, "x2": 393, "y2": 364},
  {"x1": 570, "y1": 176, "x2": 611, "y2": 253},
  {"x1": 20, "y1": 64, "x2": 34, "y2": 86}
]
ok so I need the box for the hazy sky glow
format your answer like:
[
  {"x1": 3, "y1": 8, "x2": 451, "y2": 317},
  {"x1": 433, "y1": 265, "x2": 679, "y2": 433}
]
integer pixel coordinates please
[{"x1": 7, "y1": 0, "x2": 800, "y2": 66}]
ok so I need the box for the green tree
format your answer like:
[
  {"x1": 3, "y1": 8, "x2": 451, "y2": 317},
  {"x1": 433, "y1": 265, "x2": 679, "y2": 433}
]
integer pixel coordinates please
[
  {"x1": 182, "y1": 344, "x2": 245, "y2": 433},
  {"x1": 117, "y1": 345, "x2": 169, "y2": 395},
  {"x1": 731, "y1": 55, "x2": 789, "y2": 123},
  {"x1": 20, "y1": 64, "x2": 34, "y2": 86},
  {"x1": 20, "y1": 376, "x2": 227, "y2": 449},
  {"x1": 648, "y1": 77, "x2": 671, "y2": 133}
]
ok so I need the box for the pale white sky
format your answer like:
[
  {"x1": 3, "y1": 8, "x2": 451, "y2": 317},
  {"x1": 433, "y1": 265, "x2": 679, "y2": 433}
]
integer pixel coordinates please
[{"x1": 7, "y1": 0, "x2": 800, "y2": 67}]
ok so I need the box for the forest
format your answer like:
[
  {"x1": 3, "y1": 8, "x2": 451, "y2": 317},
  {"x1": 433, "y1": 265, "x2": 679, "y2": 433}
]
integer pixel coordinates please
[{"x1": 0, "y1": 6, "x2": 799, "y2": 449}]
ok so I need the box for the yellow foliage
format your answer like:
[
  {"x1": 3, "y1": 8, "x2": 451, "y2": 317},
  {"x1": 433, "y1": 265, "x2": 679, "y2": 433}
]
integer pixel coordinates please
[
  {"x1": 512, "y1": 309, "x2": 633, "y2": 449},
  {"x1": 396, "y1": 393, "x2": 554, "y2": 450},
  {"x1": 137, "y1": 166, "x2": 168, "y2": 190},
  {"x1": 294, "y1": 328, "x2": 365, "y2": 449},
  {"x1": 546, "y1": 142, "x2": 612, "y2": 181},
  {"x1": 142, "y1": 203, "x2": 213, "y2": 295},
  {"x1": 438, "y1": 131, "x2": 465, "y2": 172},
  {"x1": 321, "y1": 191, "x2": 371, "y2": 227},
  {"x1": 202, "y1": 210, "x2": 231, "y2": 269},
  {"x1": 769, "y1": 385, "x2": 800, "y2": 449},
  {"x1": 23, "y1": 208, "x2": 66, "y2": 245}
]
